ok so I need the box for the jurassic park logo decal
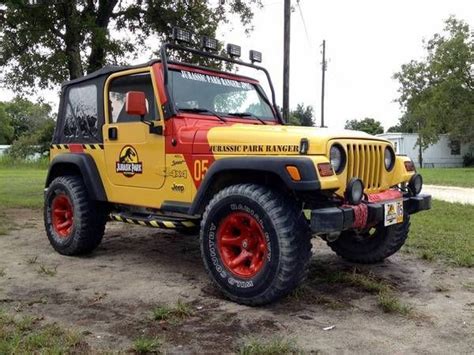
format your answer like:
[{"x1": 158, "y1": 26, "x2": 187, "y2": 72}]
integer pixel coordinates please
[{"x1": 116, "y1": 146, "x2": 143, "y2": 177}]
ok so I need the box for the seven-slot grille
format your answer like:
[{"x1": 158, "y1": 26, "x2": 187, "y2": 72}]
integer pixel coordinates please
[{"x1": 346, "y1": 143, "x2": 385, "y2": 191}]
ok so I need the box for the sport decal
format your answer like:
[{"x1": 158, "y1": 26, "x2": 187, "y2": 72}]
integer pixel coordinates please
[{"x1": 116, "y1": 145, "x2": 143, "y2": 177}]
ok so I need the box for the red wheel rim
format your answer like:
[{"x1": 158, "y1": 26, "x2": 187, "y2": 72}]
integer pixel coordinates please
[
  {"x1": 217, "y1": 212, "x2": 268, "y2": 278},
  {"x1": 51, "y1": 194, "x2": 74, "y2": 238}
]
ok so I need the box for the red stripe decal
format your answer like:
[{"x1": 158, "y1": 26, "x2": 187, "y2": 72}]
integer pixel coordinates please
[{"x1": 69, "y1": 144, "x2": 84, "y2": 153}]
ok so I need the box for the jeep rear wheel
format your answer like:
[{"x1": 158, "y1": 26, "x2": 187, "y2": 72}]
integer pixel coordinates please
[
  {"x1": 44, "y1": 176, "x2": 108, "y2": 256},
  {"x1": 200, "y1": 184, "x2": 312, "y2": 306},
  {"x1": 327, "y1": 214, "x2": 410, "y2": 264}
]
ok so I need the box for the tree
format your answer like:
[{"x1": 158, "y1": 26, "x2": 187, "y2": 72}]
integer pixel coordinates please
[
  {"x1": 288, "y1": 104, "x2": 314, "y2": 127},
  {"x1": 387, "y1": 113, "x2": 417, "y2": 133},
  {"x1": 392, "y1": 16, "x2": 474, "y2": 151},
  {"x1": 0, "y1": 106, "x2": 14, "y2": 144},
  {"x1": 0, "y1": 0, "x2": 261, "y2": 92},
  {"x1": 344, "y1": 118, "x2": 384, "y2": 135},
  {"x1": 0, "y1": 97, "x2": 55, "y2": 158}
]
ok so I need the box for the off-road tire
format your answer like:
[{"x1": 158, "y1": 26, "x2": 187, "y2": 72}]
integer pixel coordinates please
[
  {"x1": 200, "y1": 184, "x2": 312, "y2": 306},
  {"x1": 44, "y1": 176, "x2": 108, "y2": 256},
  {"x1": 327, "y1": 214, "x2": 410, "y2": 264}
]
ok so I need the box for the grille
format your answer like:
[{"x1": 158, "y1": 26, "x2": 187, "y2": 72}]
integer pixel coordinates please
[{"x1": 346, "y1": 143, "x2": 384, "y2": 191}]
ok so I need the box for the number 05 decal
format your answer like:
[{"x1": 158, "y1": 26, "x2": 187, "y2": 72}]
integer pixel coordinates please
[{"x1": 194, "y1": 159, "x2": 209, "y2": 181}]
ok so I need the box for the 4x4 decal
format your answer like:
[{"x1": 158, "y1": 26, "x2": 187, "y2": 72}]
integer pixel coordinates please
[{"x1": 116, "y1": 145, "x2": 143, "y2": 177}]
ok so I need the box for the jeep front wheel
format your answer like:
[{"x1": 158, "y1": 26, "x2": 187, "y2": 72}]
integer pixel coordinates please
[
  {"x1": 200, "y1": 184, "x2": 312, "y2": 306},
  {"x1": 327, "y1": 214, "x2": 410, "y2": 264},
  {"x1": 44, "y1": 176, "x2": 108, "y2": 256}
]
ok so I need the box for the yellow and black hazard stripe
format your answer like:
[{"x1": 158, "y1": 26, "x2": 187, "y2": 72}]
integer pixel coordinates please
[
  {"x1": 50, "y1": 143, "x2": 104, "y2": 151},
  {"x1": 50, "y1": 144, "x2": 69, "y2": 150},
  {"x1": 82, "y1": 144, "x2": 104, "y2": 150},
  {"x1": 109, "y1": 213, "x2": 197, "y2": 229}
]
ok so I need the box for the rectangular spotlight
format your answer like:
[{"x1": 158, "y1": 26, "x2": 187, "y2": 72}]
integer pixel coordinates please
[
  {"x1": 226, "y1": 43, "x2": 241, "y2": 58},
  {"x1": 201, "y1": 36, "x2": 218, "y2": 51},
  {"x1": 172, "y1": 27, "x2": 192, "y2": 44},
  {"x1": 249, "y1": 50, "x2": 262, "y2": 63}
]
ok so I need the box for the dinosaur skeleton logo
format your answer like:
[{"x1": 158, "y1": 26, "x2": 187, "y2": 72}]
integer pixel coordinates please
[{"x1": 116, "y1": 146, "x2": 142, "y2": 177}]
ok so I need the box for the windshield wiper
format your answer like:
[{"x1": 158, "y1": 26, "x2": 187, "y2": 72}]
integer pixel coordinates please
[
  {"x1": 227, "y1": 112, "x2": 267, "y2": 125},
  {"x1": 177, "y1": 107, "x2": 227, "y2": 122}
]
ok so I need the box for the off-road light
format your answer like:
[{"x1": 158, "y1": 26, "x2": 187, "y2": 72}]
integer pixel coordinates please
[
  {"x1": 201, "y1": 36, "x2": 218, "y2": 51},
  {"x1": 408, "y1": 173, "x2": 423, "y2": 195},
  {"x1": 404, "y1": 160, "x2": 415, "y2": 172},
  {"x1": 172, "y1": 27, "x2": 192, "y2": 44},
  {"x1": 330, "y1": 144, "x2": 345, "y2": 174},
  {"x1": 299, "y1": 138, "x2": 309, "y2": 155},
  {"x1": 384, "y1": 146, "x2": 395, "y2": 171},
  {"x1": 249, "y1": 50, "x2": 262, "y2": 63},
  {"x1": 345, "y1": 178, "x2": 364, "y2": 205},
  {"x1": 227, "y1": 43, "x2": 241, "y2": 58}
]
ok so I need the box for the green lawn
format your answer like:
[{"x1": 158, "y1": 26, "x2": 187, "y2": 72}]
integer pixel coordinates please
[
  {"x1": 0, "y1": 167, "x2": 46, "y2": 209},
  {"x1": 406, "y1": 200, "x2": 474, "y2": 267},
  {"x1": 418, "y1": 168, "x2": 474, "y2": 188}
]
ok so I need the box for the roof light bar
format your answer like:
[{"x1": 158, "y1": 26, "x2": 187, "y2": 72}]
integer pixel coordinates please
[
  {"x1": 172, "y1": 27, "x2": 192, "y2": 44},
  {"x1": 226, "y1": 43, "x2": 241, "y2": 58},
  {"x1": 249, "y1": 50, "x2": 262, "y2": 63},
  {"x1": 201, "y1": 36, "x2": 218, "y2": 52}
]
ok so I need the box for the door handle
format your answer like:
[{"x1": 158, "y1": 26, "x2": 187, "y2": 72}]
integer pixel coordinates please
[{"x1": 108, "y1": 127, "x2": 118, "y2": 140}]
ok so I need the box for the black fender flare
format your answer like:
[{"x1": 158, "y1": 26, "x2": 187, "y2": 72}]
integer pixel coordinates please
[
  {"x1": 45, "y1": 154, "x2": 107, "y2": 201},
  {"x1": 188, "y1": 157, "x2": 320, "y2": 215}
]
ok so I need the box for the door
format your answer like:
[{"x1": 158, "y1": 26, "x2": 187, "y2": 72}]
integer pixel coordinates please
[{"x1": 103, "y1": 69, "x2": 166, "y2": 190}]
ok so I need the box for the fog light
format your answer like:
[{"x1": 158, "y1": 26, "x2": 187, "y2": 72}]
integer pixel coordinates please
[
  {"x1": 408, "y1": 173, "x2": 423, "y2": 195},
  {"x1": 345, "y1": 178, "x2": 364, "y2": 205}
]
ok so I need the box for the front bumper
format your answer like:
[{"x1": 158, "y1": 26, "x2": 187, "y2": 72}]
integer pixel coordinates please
[{"x1": 310, "y1": 194, "x2": 431, "y2": 234}]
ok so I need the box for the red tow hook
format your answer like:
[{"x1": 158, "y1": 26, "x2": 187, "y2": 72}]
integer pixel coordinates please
[{"x1": 344, "y1": 190, "x2": 403, "y2": 229}]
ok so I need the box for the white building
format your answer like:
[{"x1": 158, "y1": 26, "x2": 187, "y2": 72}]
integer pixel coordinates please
[
  {"x1": 377, "y1": 133, "x2": 469, "y2": 168},
  {"x1": 0, "y1": 145, "x2": 10, "y2": 156}
]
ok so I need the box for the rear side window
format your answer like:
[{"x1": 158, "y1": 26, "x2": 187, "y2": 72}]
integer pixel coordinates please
[
  {"x1": 108, "y1": 73, "x2": 157, "y2": 123},
  {"x1": 63, "y1": 84, "x2": 98, "y2": 139}
]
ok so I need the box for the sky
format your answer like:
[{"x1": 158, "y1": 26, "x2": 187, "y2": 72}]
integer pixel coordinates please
[{"x1": 1, "y1": 0, "x2": 473, "y2": 131}]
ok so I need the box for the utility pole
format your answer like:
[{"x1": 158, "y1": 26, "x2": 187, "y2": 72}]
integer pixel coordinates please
[
  {"x1": 283, "y1": 0, "x2": 291, "y2": 122},
  {"x1": 320, "y1": 39, "x2": 327, "y2": 128}
]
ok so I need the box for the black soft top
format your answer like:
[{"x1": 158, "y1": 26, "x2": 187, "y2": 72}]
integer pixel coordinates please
[{"x1": 62, "y1": 60, "x2": 161, "y2": 88}]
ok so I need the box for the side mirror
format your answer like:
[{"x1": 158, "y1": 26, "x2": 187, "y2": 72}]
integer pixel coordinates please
[{"x1": 125, "y1": 91, "x2": 148, "y2": 118}]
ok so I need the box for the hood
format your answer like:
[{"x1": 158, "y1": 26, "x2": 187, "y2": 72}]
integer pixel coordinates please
[{"x1": 194, "y1": 124, "x2": 388, "y2": 155}]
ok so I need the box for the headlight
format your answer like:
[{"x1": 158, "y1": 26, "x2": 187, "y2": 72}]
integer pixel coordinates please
[
  {"x1": 330, "y1": 144, "x2": 345, "y2": 174},
  {"x1": 384, "y1": 146, "x2": 395, "y2": 171}
]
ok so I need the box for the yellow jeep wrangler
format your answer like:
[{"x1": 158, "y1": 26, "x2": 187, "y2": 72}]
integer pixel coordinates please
[{"x1": 44, "y1": 28, "x2": 431, "y2": 305}]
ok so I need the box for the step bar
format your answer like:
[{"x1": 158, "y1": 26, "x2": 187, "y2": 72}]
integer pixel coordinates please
[{"x1": 109, "y1": 212, "x2": 199, "y2": 230}]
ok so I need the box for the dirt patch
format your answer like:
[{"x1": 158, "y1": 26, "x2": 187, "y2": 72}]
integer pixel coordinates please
[{"x1": 0, "y1": 209, "x2": 472, "y2": 353}]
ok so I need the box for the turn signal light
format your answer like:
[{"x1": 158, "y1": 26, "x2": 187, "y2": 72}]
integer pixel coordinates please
[
  {"x1": 286, "y1": 166, "x2": 301, "y2": 181},
  {"x1": 404, "y1": 161, "x2": 416, "y2": 172},
  {"x1": 317, "y1": 163, "x2": 334, "y2": 177}
]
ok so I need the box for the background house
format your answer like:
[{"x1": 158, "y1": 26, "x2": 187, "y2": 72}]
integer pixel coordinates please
[{"x1": 377, "y1": 133, "x2": 469, "y2": 168}]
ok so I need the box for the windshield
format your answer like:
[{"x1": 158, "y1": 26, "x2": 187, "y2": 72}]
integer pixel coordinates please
[{"x1": 168, "y1": 69, "x2": 275, "y2": 121}]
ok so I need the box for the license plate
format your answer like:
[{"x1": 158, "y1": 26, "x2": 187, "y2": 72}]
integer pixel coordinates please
[{"x1": 384, "y1": 200, "x2": 404, "y2": 226}]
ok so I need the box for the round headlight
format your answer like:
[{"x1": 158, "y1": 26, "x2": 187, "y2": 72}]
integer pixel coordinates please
[
  {"x1": 345, "y1": 178, "x2": 364, "y2": 205},
  {"x1": 330, "y1": 144, "x2": 345, "y2": 174},
  {"x1": 384, "y1": 146, "x2": 395, "y2": 171}
]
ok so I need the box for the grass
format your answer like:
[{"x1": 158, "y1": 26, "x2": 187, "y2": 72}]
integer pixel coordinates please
[
  {"x1": 239, "y1": 337, "x2": 301, "y2": 355},
  {"x1": 418, "y1": 167, "x2": 474, "y2": 188},
  {"x1": 405, "y1": 200, "x2": 474, "y2": 267},
  {"x1": 37, "y1": 264, "x2": 57, "y2": 277},
  {"x1": 152, "y1": 300, "x2": 194, "y2": 323},
  {"x1": 377, "y1": 292, "x2": 412, "y2": 315},
  {"x1": 0, "y1": 310, "x2": 83, "y2": 353},
  {"x1": 0, "y1": 166, "x2": 46, "y2": 209},
  {"x1": 133, "y1": 336, "x2": 163, "y2": 354},
  {"x1": 309, "y1": 265, "x2": 412, "y2": 316}
]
